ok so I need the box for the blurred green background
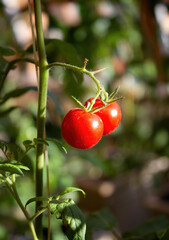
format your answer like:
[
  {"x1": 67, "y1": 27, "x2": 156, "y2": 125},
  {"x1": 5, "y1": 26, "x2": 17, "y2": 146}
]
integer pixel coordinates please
[{"x1": 1, "y1": 0, "x2": 169, "y2": 239}]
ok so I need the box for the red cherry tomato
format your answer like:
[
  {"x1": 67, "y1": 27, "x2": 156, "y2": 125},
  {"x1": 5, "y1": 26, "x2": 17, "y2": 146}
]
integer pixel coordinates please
[
  {"x1": 61, "y1": 108, "x2": 103, "y2": 149},
  {"x1": 84, "y1": 98, "x2": 121, "y2": 135}
]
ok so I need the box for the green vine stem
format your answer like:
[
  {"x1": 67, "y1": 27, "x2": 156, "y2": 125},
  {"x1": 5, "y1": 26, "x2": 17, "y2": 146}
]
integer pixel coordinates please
[
  {"x1": 33, "y1": 0, "x2": 49, "y2": 238},
  {"x1": 47, "y1": 61, "x2": 109, "y2": 109}
]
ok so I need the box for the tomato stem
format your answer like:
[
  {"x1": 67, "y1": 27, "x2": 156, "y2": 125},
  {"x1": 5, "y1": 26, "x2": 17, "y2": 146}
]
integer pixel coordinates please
[
  {"x1": 47, "y1": 61, "x2": 109, "y2": 109},
  {"x1": 33, "y1": 0, "x2": 49, "y2": 238}
]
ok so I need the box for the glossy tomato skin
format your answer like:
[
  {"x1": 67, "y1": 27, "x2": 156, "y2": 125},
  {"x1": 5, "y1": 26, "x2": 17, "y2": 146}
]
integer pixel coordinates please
[
  {"x1": 61, "y1": 108, "x2": 103, "y2": 149},
  {"x1": 84, "y1": 98, "x2": 121, "y2": 135}
]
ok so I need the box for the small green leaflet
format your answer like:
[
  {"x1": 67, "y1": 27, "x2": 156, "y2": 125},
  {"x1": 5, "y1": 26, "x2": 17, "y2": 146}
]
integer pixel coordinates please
[
  {"x1": 23, "y1": 140, "x2": 35, "y2": 151},
  {"x1": 45, "y1": 138, "x2": 67, "y2": 154},
  {"x1": 0, "y1": 46, "x2": 15, "y2": 56},
  {"x1": 0, "y1": 163, "x2": 29, "y2": 175},
  {"x1": 108, "y1": 86, "x2": 120, "y2": 100},
  {"x1": 33, "y1": 138, "x2": 67, "y2": 154},
  {"x1": 25, "y1": 196, "x2": 49, "y2": 209},
  {"x1": 56, "y1": 187, "x2": 86, "y2": 200}
]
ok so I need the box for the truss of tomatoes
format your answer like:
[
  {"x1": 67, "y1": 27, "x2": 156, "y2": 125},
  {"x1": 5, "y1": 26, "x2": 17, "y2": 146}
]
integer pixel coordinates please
[{"x1": 61, "y1": 98, "x2": 122, "y2": 149}]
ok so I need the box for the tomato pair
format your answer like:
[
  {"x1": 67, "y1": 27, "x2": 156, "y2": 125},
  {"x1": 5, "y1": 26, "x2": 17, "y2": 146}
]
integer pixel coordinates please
[{"x1": 61, "y1": 98, "x2": 121, "y2": 149}]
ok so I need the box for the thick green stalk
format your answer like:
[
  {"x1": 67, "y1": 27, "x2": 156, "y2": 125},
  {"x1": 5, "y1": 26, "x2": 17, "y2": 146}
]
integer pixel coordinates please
[{"x1": 33, "y1": 0, "x2": 49, "y2": 238}]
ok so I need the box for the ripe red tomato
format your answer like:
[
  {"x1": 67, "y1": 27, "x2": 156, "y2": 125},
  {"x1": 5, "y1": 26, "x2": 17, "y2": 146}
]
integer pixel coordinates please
[
  {"x1": 84, "y1": 98, "x2": 121, "y2": 135},
  {"x1": 61, "y1": 108, "x2": 103, "y2": 149}
]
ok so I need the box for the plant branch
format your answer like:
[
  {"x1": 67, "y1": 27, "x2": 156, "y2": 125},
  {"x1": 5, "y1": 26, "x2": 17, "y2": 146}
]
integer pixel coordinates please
[
  {"x1": 33, "y1": 0, "x2": 49, "y2": 238},
  {"x1": 47, "y1": 61, "x2": 109, "y2": 108}
]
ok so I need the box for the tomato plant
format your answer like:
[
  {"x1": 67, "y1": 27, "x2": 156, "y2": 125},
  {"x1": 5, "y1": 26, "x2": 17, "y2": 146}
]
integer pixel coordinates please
[
  {"x1": 84, "y1": 98, "x2": 122, "y2": 135},
  {"x1": 61, "y1": 108, "x2": 103, "y2": 149}
]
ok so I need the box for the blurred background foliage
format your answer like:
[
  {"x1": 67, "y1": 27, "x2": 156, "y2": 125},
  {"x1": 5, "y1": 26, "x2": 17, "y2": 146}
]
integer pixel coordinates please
[{"x1": 1, "y1": 0, "x2": 169, "y2": 239}]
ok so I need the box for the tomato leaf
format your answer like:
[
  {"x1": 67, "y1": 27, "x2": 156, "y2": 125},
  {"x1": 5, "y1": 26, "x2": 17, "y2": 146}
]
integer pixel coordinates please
[
  {"x1": 15, "y1": 165, "x2": 30, "y2": 171},
  {"x1": 0, "y1": 163, "x2": 23, "y2": 175},
  {"x1": 0, "y1": 46, "x2": 15, "y2": 56},
  {"x1": 122, "y1": 215, "x2": 169, "y2": 239},
  {"x1": 87, "y1": 208, "x2": 117, "y2": 231},
  {"x1": 160, "y1": 227, "x2": 169, "y2": 240},
  {"x1": 23, "y1": 140, "x2": 35, "y2": 151},
  {"x1": 25, "y1": 196, "x2": 49, "y2": 208},
  {"x1": 56, "y1": 187, "x2": 86, "y2": 200},
  {"x1": 50, "y1": 198, "x2": 86, "y2": 240},
  {"x1": 46, "y1": 138, "x2": 67, "y2": 154},
  {"x1": 0, "y1": 87, "x2": 34, "y2": 105},
  {"x1": 0, "y1": 86, "x2": 63, "y2": 115}
]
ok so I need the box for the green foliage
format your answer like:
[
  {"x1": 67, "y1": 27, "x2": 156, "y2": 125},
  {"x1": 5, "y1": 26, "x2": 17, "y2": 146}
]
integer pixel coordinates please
[
  {"x1": 46, "y1": 138, "x2": 67, "y2": 154},
  {"x1": 56, "y1": 187, "x2": 86, "y2": 200},
  {"x1": 160, "y1": 227, "x2": 169, "y2": 240},
  {"x1": 0, "y1": 224, "x2": 7, "y2": 240},
  {"x1": 25, "y1": 196, "x2": 49, "y2": 209},
  {"x1": 26, "y1": 38, "x2": 84, "y2": 98},
  {"x1": 50, "y1": 198, "x2": 86, "y2": 240},
  {"x1": 0, "y1": 87, "x2": 36, "y2": 105},
  {"x1": 122, "y1": 216, "x2": 169, "y2": 240},
  {"x1": 0, "y1": 46, "x2": 15, "y2": 56},
  {"x1": 0, "y1": 106, "x2": 17, "y2": 117},
  {"x1": 45, "y1": 38, "x2": 83, "y2": 98},
  {"x1": 0, "y1": 0, "x2": 169, "y2": 239},
  {"x1": 0, "y1": 163, "x2": 29, "y2": 176},
  {"x1": 86, "y1": 208, "x2": 117, "y2": 239}
]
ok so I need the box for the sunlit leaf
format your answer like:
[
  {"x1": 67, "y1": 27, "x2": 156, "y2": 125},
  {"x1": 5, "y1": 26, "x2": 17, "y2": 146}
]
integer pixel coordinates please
[
  {"x1": 0, "y1": 163, "x2": 23, "y2": 175},
  {"x1": 15, "y1": 165, "x2": 30, "y2": 171},
  {"x1": 56, "y1": 187, "x2": 86, "y2": 200}
]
